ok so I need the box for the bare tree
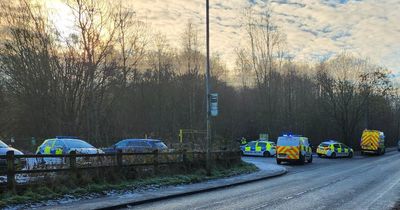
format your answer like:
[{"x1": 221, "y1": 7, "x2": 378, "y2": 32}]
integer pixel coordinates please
[{"x1": 316, "y1": 53, "x2": 391, "y2": 147}]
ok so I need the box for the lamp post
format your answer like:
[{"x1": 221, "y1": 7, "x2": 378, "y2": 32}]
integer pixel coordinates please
[{"x1": 205, "y1": 0, "x2": 212, "y2": 175}]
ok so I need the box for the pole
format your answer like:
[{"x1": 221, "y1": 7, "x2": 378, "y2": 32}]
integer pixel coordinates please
[{"x1": 205, "y1": 0, "x2": 212, "y2": 175}]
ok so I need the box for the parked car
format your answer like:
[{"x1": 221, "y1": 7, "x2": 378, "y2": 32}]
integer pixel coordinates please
[
  {"x1": 0, "y1": 140, "x2": 26, "y2": 170},
  {"x1": 316, "y1": 140, "x2": 353, "y2": 158},
  {"x1": 240, "y1": 140, "x2": 276, "y2": 157},
  {"x1": 103, "y1": 139, "x2": 168, "y2": 154},
  {"x1": 36, "y1": 136, "x2": 104, "y2": 155}
]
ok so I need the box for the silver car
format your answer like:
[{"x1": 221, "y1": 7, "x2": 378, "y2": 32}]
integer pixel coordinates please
[{"x1": 0, "y1": 140, "x2": 25, "y2": 170}]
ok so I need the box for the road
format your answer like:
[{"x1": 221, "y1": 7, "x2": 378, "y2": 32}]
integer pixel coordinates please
[{"x1": 128, "y1": 150, "x2": 400, "y2": 210}]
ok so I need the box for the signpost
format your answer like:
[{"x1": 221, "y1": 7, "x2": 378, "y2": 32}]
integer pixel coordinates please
[
  {"x1": 205, "y1": 0, "x2": 212, "y2": 175},
  {"x1": 259, "y1": 133, "x2": 268, "y2": 141}
]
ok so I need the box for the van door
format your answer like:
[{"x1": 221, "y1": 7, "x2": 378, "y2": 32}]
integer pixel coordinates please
[{"x1": 302, "y1": 139, "x2": 311, "y2": 158}]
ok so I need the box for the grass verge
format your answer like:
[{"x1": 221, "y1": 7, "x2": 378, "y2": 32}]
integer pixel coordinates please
[{"x1": 0, "y1": 161, "x2": 258, "y2": 208}]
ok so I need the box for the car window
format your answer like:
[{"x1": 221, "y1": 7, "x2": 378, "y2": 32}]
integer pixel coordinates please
[
  {"x1": 127, "y1": 141, "x2": 139, "y2": 147},
  {"x1": 247, "y1": 141, "x2": 257, "y2": 147},
  {"x1": 54, "y1": 140, "x2": 65, "y2": 148},
  {"x1": 257, "y1": 142, "x2": 266, "y2": 147},
  {"x1": 150, "y1": 141, "x2": 168, "y2": 149},
  {"x1": 64, "y1": 139, "x2": 94, "y2": 148},
  {"x1": 0, "y1": 140, "x2": 8, "y2": 148},
  {"x1": 320, "y1": 143, "x2": 330, "y2": 147},
  {"x1": 140, "y1": 141, "x2": 150, "y2": 147},
  {"x1": 334, "y1": 144, "x2": 340, "y2": 148},
  {"x1": 116, "y1": 141, "x2": 128, "y2": 147},
  {"x1": 45, "y1": 140, "x2": 55, "y2": 147}
]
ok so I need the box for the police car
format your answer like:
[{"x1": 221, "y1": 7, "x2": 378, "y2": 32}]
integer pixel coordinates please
[
  {"x1": 36, "y1": 136, "x2": 104, "y2": 155},
  {"x1": 316, "y1": 140, "x2": 353, "y2": 158},
  {"x1": 240, "y1": 140, "x2": 276, "y2": 157}
]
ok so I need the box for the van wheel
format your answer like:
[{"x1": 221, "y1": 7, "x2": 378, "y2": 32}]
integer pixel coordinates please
[
  {"x1": 307, "y1": 154, "x2": 313, "y2": 163},
  {"x1": 263, "y1": 151, "x2": 270, "y2": 157},
  {"x1": 331, "y1": 152, "x2": 336, "y2": 159},
  {"x1": 299, "y1": 154, "x2": 305, "y2": 165},
  {"x1": 348, "y1": 152, "x2": 353, "y2": 158},
  {"x1": 276, "y1": 159, "x2": 282, "y2": 165}
]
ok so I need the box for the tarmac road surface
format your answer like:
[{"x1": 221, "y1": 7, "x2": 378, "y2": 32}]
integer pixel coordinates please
[{"x1": 128, "y1": 150, "x2": 400, "y2": 210}]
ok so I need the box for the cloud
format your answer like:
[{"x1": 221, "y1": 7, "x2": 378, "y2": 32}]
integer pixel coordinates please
[{"x1": 129, "y1": 0, "x2": 400, "y2": 75}]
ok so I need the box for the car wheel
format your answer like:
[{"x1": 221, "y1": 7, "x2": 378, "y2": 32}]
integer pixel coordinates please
[
  {"x1": 331, "y1": 152, "x2": 336, "y2": 159},
  {"x1": 263, "y1": 151, "x2": 270, "y2": 157},
  {"x1": 276, "y1": 159, "x2": 282, "y2": 165},
  {"x1": 348, "y1": 152, "x2": 353, "y2": 158}
]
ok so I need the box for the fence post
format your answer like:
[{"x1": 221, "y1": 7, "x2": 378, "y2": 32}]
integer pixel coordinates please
[
  {"x1": 116, "y1": 149, "x2": 123, "y2": 167},
  {"x1": 69, "y1": 151, "x2": 76, "y2": 173},
  {"x1": 182, "y1": 149, "x2": 187, "y2": 166},
  {"x1": 153, "y1": 150, "x2": 158, "y2": 175},
  {"x1": 6, "y1": 150, "x2": 16, "y2": 193}
]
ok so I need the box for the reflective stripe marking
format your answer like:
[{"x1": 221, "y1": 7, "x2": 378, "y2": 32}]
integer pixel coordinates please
[
  {"x1": 361, "y1": 132, "x2": 379, "y2": 150},
  {"x1": 277, "y1": 146, "x2": 299, "y2": 159},
  {"x1": 44, "y1": 146, "x2": 51, "y2": 154},
  {"x1": 55, "y1": 148, "x2": 63, "y2": 155}
]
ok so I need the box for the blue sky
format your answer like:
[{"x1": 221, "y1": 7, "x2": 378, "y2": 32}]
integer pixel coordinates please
[{"x1": 49, "y1": 0, "x2": 400, "y2": 78}]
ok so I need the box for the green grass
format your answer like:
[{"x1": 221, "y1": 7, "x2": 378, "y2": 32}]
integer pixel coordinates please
[{"x1": 0, "y1": 161, "x2": 258, "y2": 207}]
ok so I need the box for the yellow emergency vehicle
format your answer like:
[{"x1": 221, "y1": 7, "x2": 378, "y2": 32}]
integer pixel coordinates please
[
  {"x1": 276, "y1": 134, "x2": 312, "y2": 165},
  {"x1": 360, "y1": 130, "x2": 385, "y2": 155},
  {"x1": 316, "y1": 140, "x2": 353, "y2": 158},
  {"x1": 241, "y1": 140, "x2": 276, "y2": 157}
]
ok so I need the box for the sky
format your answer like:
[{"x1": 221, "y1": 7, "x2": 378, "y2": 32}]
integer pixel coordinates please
[{"x1": 47, "y1": 0, "x2": 400, "y2": 77}]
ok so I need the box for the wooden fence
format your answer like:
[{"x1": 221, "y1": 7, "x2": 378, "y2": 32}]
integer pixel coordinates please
[{"x1": 0, "y1": 150, "x2": 241, "y2": 192}]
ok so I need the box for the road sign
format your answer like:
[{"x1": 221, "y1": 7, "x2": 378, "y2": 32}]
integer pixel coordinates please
[
  {"x1": 260, "y1": 133, "x2": 268, "y2": 141},
  {"x1": 210, "y1": 93, "x2": 218, "y2": 117}
]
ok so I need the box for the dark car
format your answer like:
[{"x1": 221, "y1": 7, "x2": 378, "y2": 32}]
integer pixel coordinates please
[
  {"x1": 0, "y1": 140, "x2": 25, "y2": 171},
  {"x1": 103, "y1": 139, "x2": 168, "y2": 154}
]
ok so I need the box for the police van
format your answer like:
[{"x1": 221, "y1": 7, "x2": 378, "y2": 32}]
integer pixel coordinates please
[
  {"x1": 361, "y1": 130, "x2": 385, "y2": 155},
  {"x1": 276, "y1": 134, "x2": 312, "y2": 164},
  {"x1": 240, "y1": 140, "x2": 276, "y2": 157}
]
